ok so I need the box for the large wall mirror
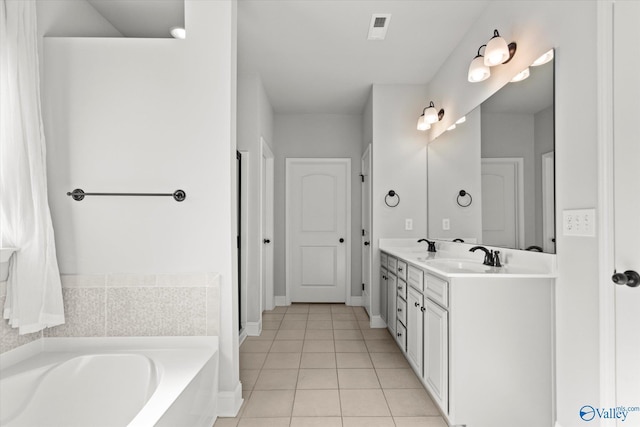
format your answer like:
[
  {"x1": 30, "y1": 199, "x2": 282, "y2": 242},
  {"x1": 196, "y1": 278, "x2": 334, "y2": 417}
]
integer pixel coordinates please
[{"x1": 427, "y1": 50, "x2": 555, "y2": 253}]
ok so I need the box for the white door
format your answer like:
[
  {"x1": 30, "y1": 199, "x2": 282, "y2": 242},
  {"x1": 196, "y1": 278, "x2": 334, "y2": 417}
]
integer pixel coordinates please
[
  {"x1": 481, "y1": 158, "x2": 524, "y2": 249},
  {"x1": 613, "y1": 2, "x2": 640, "y2": 420},
  {"x1": 361, "y1": 145, "x2": 372, "y2": 314},
  {"x1": 286, "y1": 158, "x2": 350, "y2": 303},
  {"x1": 261, "y1": 139, "x2": 274, "y2": 311}
]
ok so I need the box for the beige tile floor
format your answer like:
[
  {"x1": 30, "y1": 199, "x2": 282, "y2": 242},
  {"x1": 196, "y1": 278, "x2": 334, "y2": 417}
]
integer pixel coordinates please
[{"x1": 214, "y1": 304, "x2": 447, "y2": 427}]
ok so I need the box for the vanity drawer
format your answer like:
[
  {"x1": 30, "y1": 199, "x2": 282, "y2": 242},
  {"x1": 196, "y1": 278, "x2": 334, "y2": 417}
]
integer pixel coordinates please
[
  {"x1": 381, "y1": 253, "x2": 388, "y2": 269},
  {"x1": 425, "y1": 274, "x2": 449, "y2": 309},
  {"x1": 388, "y1": 257, "x2": 398, "y2": 275},
  {"x1": 407, "y1": 265, "x2": 424, "y2": 292},
  {"x1": 396, "y1": 295, "x2": 407, "y2": 327},
  {"x1": 397, "y1": 278, "x2": 407, "y2": 300},
  {"x1": 396, "y1": 320, "x2": 407, "y2": 351},
  {"x1": 396, "y1": 260, "x2": 408, "y2": 281}
]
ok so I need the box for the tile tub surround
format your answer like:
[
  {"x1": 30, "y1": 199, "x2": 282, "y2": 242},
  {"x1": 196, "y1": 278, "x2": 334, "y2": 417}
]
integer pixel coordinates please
[
  {"x1": 0, "y1": 273, "x2": 220, "y2": 354},
  {"x1": 217, "y1": 303, "x2": 447, "y2": 427}
]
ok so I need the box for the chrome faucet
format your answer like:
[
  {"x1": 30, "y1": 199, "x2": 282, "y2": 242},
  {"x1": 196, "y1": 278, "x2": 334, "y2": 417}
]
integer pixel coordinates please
[
  {"x1": 469, "y1": 246, "x2": 501, "y2": 267},
  {"x1": 418, "y1": 238, "x2": 437, "y2": 253}
]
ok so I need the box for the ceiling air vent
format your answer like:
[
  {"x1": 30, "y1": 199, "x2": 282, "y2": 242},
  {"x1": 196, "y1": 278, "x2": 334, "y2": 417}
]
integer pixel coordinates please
[{"x1": 367, "y1": 14, "x2": 391, "y2": 40}]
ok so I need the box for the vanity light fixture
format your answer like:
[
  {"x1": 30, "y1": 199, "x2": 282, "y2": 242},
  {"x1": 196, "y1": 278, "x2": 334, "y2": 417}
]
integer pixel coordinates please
[
  {"x1": 417, "y1": 101, "x2": 445, "y2": 131},
  {"x1": 468, "y1": 45, "x2": 491, "y2": 82},
  {"x1": 510, "y1": 67, "x2": 530, "y2": 82},
  {"x1": 531, "y1": 49, "x2": 554, "y2": 66},
  {"x1": 170, "y1": 26, "x2": 186, "y2": 39},
  {"x1": 484, "y1": 29, "x2": 517, "y2": 66}
]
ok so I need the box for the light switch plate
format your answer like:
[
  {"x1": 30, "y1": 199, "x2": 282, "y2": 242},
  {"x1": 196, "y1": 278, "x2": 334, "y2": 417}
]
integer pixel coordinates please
[{"x1": 563, "y1": 209, "x2": 596, "y2": 237}]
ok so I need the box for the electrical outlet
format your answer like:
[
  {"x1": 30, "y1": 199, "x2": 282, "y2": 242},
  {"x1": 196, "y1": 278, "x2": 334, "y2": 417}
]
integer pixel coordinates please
[
  {"x1": 405, "y1": 218, "x2": 413, "y2": 231},
  {"x1": 442, "y1": 218, "x2": 450, "y2": 230},
  {"x1": 563, "y1": 209, "x2": 596, "y2": 237}
]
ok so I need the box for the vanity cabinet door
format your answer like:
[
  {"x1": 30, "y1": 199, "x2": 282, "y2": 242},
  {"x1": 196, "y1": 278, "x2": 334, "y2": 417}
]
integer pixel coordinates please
[
  {"x1": 387, "y1": 273, "x2": 397, "y2": 334},
  {"x1": 380, "y1": 267, "x2": 388, "y2": 324},
  {"x1": 407, "y1": 287, "x2": 424, "y2": 376},
  {"x1": 424, "y1": 299, "x2": 449, "y2": 414}
]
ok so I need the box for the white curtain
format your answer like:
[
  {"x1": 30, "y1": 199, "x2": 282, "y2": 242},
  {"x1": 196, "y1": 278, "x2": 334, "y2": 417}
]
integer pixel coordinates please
[{"x1": 0, "y1": 0, "x2": 64, "y2": 334}]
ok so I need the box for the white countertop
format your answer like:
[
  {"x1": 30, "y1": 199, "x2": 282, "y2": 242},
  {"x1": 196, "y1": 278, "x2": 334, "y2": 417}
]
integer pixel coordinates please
[{"x1": 380, "y1": 239, "x2": 557, "y2": 279}]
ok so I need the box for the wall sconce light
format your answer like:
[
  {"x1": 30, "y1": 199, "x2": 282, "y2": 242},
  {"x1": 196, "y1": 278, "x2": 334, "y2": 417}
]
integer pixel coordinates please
[
  {"x1": 510, "y1": 67, "x2": 530, "y2": 82},
  {"x1": 484, "y1": 30, "x2": 516, "y2": 66},
  {"x1": 417, "y1": 101, "x2": 445, "y2": 131},
  {"x1": 468, "y1": 29, "x2": 517, "y2": 83},
  {"x1": 468, "y1": 45, "x2": 490, "y2": 82}
]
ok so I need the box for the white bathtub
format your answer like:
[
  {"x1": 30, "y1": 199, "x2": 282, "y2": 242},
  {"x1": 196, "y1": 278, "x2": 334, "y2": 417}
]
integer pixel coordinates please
[{"x1": 0, "y1": 337, "x2": 218, "y2": 427}]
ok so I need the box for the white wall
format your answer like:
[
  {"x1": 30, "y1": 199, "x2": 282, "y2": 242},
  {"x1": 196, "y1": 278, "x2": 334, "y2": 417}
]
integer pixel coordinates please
[
  {"x1": 273, "y1": 114, "x2": 363, "y2": 299},
  {"x1": 237, "y1": 73, "x2": 274, "y2": 326},
  {"x1": 369, "y1": 84, "x2": 428, "y2": 320},
  {"x1": 362, "y1": 89, "x2": 373, "y2": 152},
  {"x1": 41, "y1": 0, "x2": 241, "y2": 413},
  {"x1": 423, "y1": 2, "x2": 601, "y2": 425},
  {"x1": 427, "y1": 106, "x2": 482, "y2": 242}
]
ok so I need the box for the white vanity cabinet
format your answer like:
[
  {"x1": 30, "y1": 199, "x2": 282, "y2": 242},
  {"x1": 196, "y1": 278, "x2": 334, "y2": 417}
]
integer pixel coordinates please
[
  {"x1": 379, "y1": 250, "x2": 554, "y2": 427},
  {"x1": 406, "y1": 286, "x2": 424, "y2": 375},
  {"x1": 424, "y1": 294, "x2": 448, "y2": 412},
  {"x1": 387, "y1": 271, "x2": 397, "y2": 335}
]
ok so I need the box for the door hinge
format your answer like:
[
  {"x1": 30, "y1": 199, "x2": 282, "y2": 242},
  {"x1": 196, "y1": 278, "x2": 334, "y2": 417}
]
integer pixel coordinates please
[
  {"x1": 360, "y1": 174, "x2": 365, "y2": 182},
  {"x1": 362, "y1": 283, "x2": 365, "y2": 291}
]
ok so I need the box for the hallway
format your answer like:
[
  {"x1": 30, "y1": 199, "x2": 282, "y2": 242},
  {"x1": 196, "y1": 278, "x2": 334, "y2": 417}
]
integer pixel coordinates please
[{"x1": 215, "y1": 304, "x2": 446, "y2": 427}]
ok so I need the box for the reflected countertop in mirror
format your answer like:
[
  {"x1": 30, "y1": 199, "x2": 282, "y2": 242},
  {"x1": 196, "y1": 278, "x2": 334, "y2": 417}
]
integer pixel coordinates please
[{"x1": 427, "y1": 51, "x2": 555, "y2": 253}]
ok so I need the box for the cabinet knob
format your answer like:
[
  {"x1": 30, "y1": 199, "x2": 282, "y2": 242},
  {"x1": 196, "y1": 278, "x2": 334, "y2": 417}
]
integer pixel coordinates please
[
  {"x1": 339, "y1": 238, "x2": 345, "y2": 243},
  {"x1": 398, "y1": 267, "x2": 403, "y2": 271},
  {"x1": 397, "y1": 332, "x2": 402, "y2": 337},
  {"x1": 364, "y1": 241, "x2": 370, "y2": 246},
  {"x1": 414, "y1": 302, "x2": 420, "y2": 307},
  {"x1": 421, "y1": 306, "x2": 426, "y2": 312},
  {"x1": 397, "y1": 286, "x2": 402, "y2": 290},
  {"x1": 397, "y1": 308, "x2": 402, "y2": 312},
  {"x1": 263, "y1": 239, "x2": 271, "y2": 244}
]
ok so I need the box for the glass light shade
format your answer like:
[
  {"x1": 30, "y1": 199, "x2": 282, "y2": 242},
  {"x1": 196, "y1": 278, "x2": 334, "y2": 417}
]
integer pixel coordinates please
[
  {"x1": 424, "y1": 105, "x2": 438, "y2": 124},
  {"x1": 447, "y1": 124, "x2": 456, "y2": 131},
  {"x1": 484, "y1": 34, "x2": 510, "y2": 66},
  {"x1": 532, "y1": 49, "x2": 554, "y2": 66},
  {"x1": 468, "y1": 56, "x2": 490, "y2": 82},
  {"x1": 510, "y1": 68, "x2": 530, "y2": 82},
  {"x1": 417, "y1": 115, "x2": 430, "y2": 131},
  {"x1": 170, "y1": 27, "x2": 186, "y2": 39},
  {"x1": 455, "y1": 116, "x2": 466, "y2": 124}
]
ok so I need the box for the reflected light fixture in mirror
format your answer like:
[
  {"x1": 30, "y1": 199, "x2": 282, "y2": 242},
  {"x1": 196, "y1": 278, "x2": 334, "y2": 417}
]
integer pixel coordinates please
[
  {"x1": 170, "y1": 27, "x2": 186, "y2": 39},
  {"x1": 532, "y1": 49, "x2": 554, "y2": 66},
  {"x1": 455, "y1": 116, "x2": 467, "y2": 124},
  {"x1": 511, "y1": 67, "x2": 530, "y2": 82}
]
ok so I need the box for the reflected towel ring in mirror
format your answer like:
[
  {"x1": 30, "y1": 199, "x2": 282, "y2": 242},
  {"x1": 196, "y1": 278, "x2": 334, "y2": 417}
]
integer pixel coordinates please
[
  {"x1": 457, "y1": 190, "x2": 472, "y2": 207},
  {"x1": 385, "y1": 190, "x2": 400, "y2": 207}
]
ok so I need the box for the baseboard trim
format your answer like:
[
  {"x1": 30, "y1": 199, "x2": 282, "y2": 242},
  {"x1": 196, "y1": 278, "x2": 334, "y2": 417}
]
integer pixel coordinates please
[
  {"x1": 370, "y1": 315, "x2": 387, "y2": 329},
  {"x1": 275, "y1": 296, "x2": 288, "y2": 306},
  {"x1": 216, "y1": 381, "x2": 243, "y2": 417},
  {"x1": 347, "y1": 296, "x2": 363, "y2": 306},
  {"x1": 244, "y1": 321, "x2": 262, "y2": 337},
  {"x1": 239, "y1": 329, "x2": 247, "y2": 345}
]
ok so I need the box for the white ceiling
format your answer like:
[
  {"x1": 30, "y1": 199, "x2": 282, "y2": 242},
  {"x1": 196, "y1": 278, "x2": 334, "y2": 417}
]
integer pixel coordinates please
[{"x1": 86, "y1": 0, "x2": 491, "y2": 114}]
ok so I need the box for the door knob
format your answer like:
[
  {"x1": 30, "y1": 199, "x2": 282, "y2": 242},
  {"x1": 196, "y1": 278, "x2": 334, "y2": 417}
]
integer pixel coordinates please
[
  {"x1": 364, "y1": 241, "x2": 370, "y2": 246},
  {"x1": 612, "y1": 270, "x2": 640, "y2": 288},
  {"x1": 263, "y1": 239, "x2": 271, "y2": 244},
  {"x1": 339, "y1": 238, "x2": 345, "y2": 243}
]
